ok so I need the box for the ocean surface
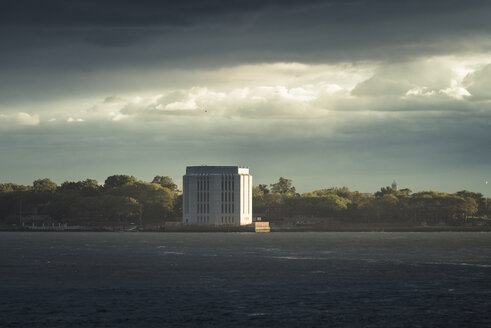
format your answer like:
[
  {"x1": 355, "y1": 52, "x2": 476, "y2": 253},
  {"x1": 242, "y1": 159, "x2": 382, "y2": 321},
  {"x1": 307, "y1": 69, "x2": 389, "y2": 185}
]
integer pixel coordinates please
[{"x1": 1, "y1": 232, "x2": 490, "y2": 327}]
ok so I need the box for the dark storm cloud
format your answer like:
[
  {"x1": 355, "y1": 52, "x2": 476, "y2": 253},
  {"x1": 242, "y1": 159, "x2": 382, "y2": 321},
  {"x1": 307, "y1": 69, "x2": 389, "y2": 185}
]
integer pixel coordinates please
[
  {"x1": 2, "y1": 0, "x2": 491, "y2": 64},
  {"x1": 0, "y1": 0, "x2": 328, "y2": 28},
  {"x1": 2, "y1": 0, "x2": 490, "y2": 105}
]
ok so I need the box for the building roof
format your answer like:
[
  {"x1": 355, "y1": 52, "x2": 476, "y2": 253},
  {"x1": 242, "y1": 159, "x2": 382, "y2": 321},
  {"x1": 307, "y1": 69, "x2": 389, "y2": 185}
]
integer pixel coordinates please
[{"x1": 186, "y1": 166, "x2": 249, "y2": 175}]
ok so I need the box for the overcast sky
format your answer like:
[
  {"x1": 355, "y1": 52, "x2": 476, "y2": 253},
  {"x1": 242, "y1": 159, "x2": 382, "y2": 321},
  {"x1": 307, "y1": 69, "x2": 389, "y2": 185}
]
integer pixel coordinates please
[{"x1": 1, "y1": 0, "x2": 490, "y2": 195}]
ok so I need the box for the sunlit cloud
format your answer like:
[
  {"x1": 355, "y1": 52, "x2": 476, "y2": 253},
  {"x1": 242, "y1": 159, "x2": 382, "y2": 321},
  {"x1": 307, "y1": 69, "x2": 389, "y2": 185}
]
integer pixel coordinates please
[
  {"x1": 67, "y1": 117, "x2": 85, "y2": 123},
  {"x1": 0, "y1": 112, "x2": 40, "y2": 126}
]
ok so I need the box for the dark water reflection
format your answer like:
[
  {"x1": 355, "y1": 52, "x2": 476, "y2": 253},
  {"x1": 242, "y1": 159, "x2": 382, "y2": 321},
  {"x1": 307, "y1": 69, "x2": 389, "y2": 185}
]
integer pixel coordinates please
[{"x1": 1, "y1": 232, "x2": 490, "y2": 327}]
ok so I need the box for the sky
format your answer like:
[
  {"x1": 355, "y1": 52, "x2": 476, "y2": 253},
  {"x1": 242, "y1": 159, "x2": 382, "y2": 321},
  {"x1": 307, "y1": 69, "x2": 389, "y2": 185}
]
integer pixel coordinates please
[{"x1": 1, "y1": 0, "x2": 490, "y2": 195}]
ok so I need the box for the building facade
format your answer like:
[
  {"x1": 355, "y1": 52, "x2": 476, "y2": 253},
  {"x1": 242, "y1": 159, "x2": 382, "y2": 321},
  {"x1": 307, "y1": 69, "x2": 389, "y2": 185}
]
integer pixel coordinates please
[{"x1": 182, "y1": 166, "x2": 252, "y2": 225}]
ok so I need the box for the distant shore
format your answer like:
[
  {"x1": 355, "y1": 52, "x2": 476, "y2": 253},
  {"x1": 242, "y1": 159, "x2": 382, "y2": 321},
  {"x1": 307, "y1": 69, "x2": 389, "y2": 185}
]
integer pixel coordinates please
[
  {"x1": 272, "y1": 226, "x2": 491, "y2": 232},
  {"x1": 2, "y1": 224, "x2": 491, "y2": 233}
]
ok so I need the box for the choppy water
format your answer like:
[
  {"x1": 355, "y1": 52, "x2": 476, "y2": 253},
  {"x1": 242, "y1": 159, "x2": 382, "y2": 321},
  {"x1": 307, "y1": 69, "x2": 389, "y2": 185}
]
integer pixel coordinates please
[{"x1": 1, "y1": 232, "x2": 490, "y2": 327}]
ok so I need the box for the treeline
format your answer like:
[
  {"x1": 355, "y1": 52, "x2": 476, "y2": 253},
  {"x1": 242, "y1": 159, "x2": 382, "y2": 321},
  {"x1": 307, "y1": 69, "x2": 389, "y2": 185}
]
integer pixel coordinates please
[
  {"x1": 254, "y1": 178, "x2": 490, "y2": 225},
  {"x1": 0, "y1": 175, "x2": 181, "y2": 226},
  {"x1": 1, "y1": 175, "x2": 489, "y2": 227}
]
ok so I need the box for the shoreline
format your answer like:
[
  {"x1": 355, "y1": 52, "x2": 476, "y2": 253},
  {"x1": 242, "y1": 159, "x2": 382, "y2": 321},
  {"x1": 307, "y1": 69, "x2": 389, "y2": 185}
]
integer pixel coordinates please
[{"x1": 1, "y1": 225, "x2": 491, "y2": 233}]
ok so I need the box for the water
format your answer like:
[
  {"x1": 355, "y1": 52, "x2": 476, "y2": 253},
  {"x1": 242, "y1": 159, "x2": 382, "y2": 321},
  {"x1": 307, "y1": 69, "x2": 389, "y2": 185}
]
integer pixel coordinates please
[{"x1": 1, "y1": 232, "x2": 490, "y2": 327}]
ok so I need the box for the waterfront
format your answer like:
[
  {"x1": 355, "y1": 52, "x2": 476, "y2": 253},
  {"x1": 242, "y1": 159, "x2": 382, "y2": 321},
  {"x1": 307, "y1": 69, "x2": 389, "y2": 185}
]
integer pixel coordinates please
[{"x1": 1, "y1": 232, "x2": 490, "y2": 327}]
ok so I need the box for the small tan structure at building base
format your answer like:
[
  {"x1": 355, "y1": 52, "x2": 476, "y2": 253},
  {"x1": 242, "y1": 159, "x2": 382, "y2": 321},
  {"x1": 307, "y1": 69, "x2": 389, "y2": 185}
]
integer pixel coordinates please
[{"x1": 255, "y1": 221, "x2": 270, "y2": 232}]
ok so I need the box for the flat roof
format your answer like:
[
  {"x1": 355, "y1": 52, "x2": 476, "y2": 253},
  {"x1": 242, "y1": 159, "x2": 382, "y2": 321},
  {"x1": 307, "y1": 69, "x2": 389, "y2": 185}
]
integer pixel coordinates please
[{"x1": 186, "y1": 166, "x2": 249, "y2": 175}]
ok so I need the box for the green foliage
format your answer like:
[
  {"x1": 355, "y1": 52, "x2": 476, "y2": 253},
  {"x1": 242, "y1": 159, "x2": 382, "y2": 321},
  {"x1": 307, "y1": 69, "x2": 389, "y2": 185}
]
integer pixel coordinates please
[
  {"x1": 100, "y1": 195, "x2": 140, "y2": 223},
  {"x1": 152, "y1": 176, "x2": 179, "y2": 192},
  {"x1": 258, "y1": 184, "x2": 270, "y2": 194},
  {"x1": 270, "y1": 177, "x2": 296, "y2": 195},
  {"x1": 33, "y1": 178, "x2": 57, "y2": 193},
  {"x1": 253, "y1": 186, "x2": 264, "y2": 197},
  {"x1": 289, "y1": 194, "x2": 349, "y2": 217},
  {"x1": 375, "y1": 186, "x2": 412, "y2": 198},
  {"x1": 399, "y1": 188, "x2": 412, "y2": 195},
  {"x1": 60, "y1": 179, "x2": 101, "y2": 196},
  {"x1": 0, "y1": 183, "x2": 30, "y2": 193},
  {"x1": 104, "y1": 175, "x2": 137, "y2": 189},
  {"x1": 0, "y1": 174, "x2": 178, "y2": 226},
  {"x1": 172, "y1": 194, "x2": 183, "y2": 220},
  {"x1": 253, "y1": 179, "x2": 486, "y2": 225},
  {"x1": 0, "y1": 174, "x2": 488, "y2": 227},
  {"x1": 114, "y1": 181, "x2": 174, "y2": 224},
  {"x1": 375, "y1": 186, "x2": 397, "y2": 197}
]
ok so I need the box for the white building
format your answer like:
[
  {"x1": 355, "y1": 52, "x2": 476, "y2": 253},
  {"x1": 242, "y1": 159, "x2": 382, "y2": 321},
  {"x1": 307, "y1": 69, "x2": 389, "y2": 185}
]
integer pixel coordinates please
[{"x1": 182, "y1": 166, "x2": 252, "y2": 225}]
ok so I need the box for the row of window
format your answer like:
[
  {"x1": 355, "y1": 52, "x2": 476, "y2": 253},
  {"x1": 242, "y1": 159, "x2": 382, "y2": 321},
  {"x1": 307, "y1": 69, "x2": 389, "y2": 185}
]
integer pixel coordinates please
[
  {"x1": 197, "y1": 176, "x2": 236, "y2": 192},
  {"x1": 197, "y1": 203, "x2": 235, "y2": 214},
  {"x1": 221, "y1": 175, "x2": 234, "y2": 191},
  {"x1": 197, "y1": 204, "x2": 235, "y2": 214},
  {"x1": 195, "y1": 216, "x2": 235, "y2": 224},
  {"x1": 198, "y1": 192, "x2": 233, "y2": 202},
  {"x1": 197, "y1": 177, "x2": 210, "y2": 191},
  {"x1": 221, "y1": 191, "x2": 234, "y2": 202},
  {"x1": 221, "y1": 203, "x2": 234, "y2": 214},
  {"x1": 197, "y1": 203, "x2": 210, "y2": 214},
  {"x1": 197, "y1": 191, "x2": 209, "y2": 202}
]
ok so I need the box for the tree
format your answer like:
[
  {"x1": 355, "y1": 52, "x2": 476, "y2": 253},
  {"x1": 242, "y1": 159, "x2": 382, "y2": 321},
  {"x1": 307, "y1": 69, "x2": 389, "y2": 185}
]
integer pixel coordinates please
[
  {"x1": 319, "y1": 186, "x2": 354, "y2": 199},
  {"x1": 291, "y1": 193, "x2": 349, "y2": 217},
  {"x1": 399, "y1": 188, "x2": 412, "y2": 195},
  {"x1": 270, "y1": 177, "x2": 296, "y2": 195},
  {"x1": 152, "y1": 176, "x2": 178, "y2": 193},
  {"x1": 33, "y1": 178, "x2": 57, "y2": 193},
  {"x1": 253, "y1": 186, "x2": 264, "y2": 197},
  {"x1": 456, "y1": 190, "x2": 486, "y2": 215},
  {"x1": 79, "y1": 179, "x2": 100, "y2": 191},
  {"x1": 104, "y1": 175, "x2": 137, "y2": 189},
  {"x1": 258, "y1": 184, "x2": 270, "y2": 195},
  {"x1": 99, "y1": 195, "x2": 140, "y2": 224},
  {"x1": 375, "y1": 186, "x2": 397, "y2": 198},
  {"x1": 172, "y1": 194, "x2": 183, "y2": 220},
  {"x1": 60, "y1": 179, "x2": 100, "y2": 195},
  {"x1": 117, "y1": 181, "x2": 174, "y2": 223},
  {"x1": 373, "y1": 194, "x2": 399, "y2": 222},
  {"x1": 0, "y1": 183, "x2": 30, "y2": 193},
  {"x1": 254, "y1": 192, "x2": 284, "y2": 220}
]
